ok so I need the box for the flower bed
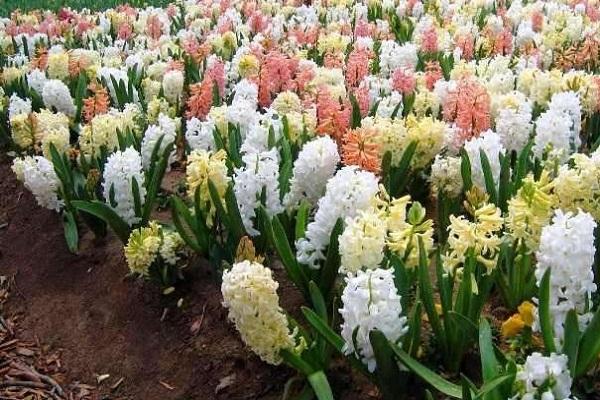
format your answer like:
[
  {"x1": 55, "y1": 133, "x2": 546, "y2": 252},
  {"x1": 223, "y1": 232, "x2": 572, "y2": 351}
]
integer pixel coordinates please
[{"x1": 1, "y1": 0, "x2": 600, "y2": 398}]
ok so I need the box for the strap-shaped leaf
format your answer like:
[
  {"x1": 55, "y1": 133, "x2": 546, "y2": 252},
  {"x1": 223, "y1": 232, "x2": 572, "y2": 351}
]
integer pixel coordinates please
[
  {"x1": 62, "y1": 211, "x2": 79, "y2": 254},
  {"x1": 272, "y1": 214, "x2": 308, "y2": 294},
  {"x1": 295, "y1": 201, "x2": 310, "y2": 241},
  {"x1": 308, "y1": 281, "x2": 328, "y2": 324},
  {"x1": 388, "y1": 341, "x2": 462, "y2": 398},
  {"x1": 131, "y1": 177, "x2": 142, "y2": 219},
  {"x1": 370, "y1": 330, "x2": 405, "y2": 400},
  {"x1": 142, "y1": 141, "x2": 173, "y2": 224},
  {"x1": 301, "y1": 307, "x2": 372, "y2": 379},
  {"x1": 418, "y1": 237, "x2": 444, "y2": 349},
  {"x1": 562, "y1": 309, "x2": 580, "y2": 375},
  {"x1": 349, "y1": 92, "x2": 362, "y2": 129},
  {"x1": 479, "y1": 150, "x2": 497, "y2": 204},
  {"x1": 575, "y1": 305, "x2": 600, "y2": 377},
  {"x1": 307, "y1": 371, "x2": 334, "y2": 400},
  {"x1": 280, "y1": 349, "x2": 313, "y2": 376},
  {"x1": 170, "y1": 196, "x2": 205, "y2": 254},
  {"x1": 479, "y1": 319, "x2": 502, "y2": 400},
  {"x1": 319, "y1": 218, "x2": 344, "y2": 299},
  {"x1": 72, "y1": 200, "x2": 130, "y2": 243},
  {"x1": 538, "y1": 268, "x2": 556, "y2": 354},
  {"x1": 224, "y1": 184, "x2": 246, "y2": 241},
  {"x1": 390, "y1": 141, "x2": 417, "y2": 196},
  {"x1": 460, "y1": 149, "x2": 473, "y2": 191}
]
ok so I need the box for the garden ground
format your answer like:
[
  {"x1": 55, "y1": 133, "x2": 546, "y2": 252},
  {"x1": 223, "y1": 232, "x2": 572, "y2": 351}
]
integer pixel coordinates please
[{"x1": 0, "y1": 155, "x2": 376, "y2": 399}]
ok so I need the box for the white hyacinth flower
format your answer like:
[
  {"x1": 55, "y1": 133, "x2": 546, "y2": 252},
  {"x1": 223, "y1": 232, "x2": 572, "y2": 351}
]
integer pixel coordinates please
[
  {"x1": 339, "y1": 268, "x2": 408, "y2": 372},
  {"x1": 102, "y1": 147, "x2": 147, "y2": 226}
]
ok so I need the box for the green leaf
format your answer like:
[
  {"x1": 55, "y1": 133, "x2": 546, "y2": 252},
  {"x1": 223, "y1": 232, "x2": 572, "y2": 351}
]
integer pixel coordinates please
[
  {"x1": 460, "y1": 149, "x2": 473, "y2": 191},
  {"x1": 307, "y1": 371, "x2": 335, "y2": 400},
  {"x1": 497, "y1": 153, "x2": 511, "y2": 212},
  {"x1": 71, "y1": 200, "x2": 131, "y2": 243},
  {"x1": 142, "y1": 141, "x2": 173, "y2": 224},
  {"x1": 301, "y1": 307, "x2": 372, "y2": 378},
  {"x1": 474, "y1": 375, "x2": 514, "y2": 400},
  {"x1": 349, "y1": 92, "x2": 362, "y2": 129},
  {"x1": 62, "y1": 211, "x2": 79, "y2": 254},
  {"x1": 479, "y1": 150, "x2": 497, "y2": 204},
  {"x1": 538, "y1": 268, "x2": 556, "y2": 354},
  {"x1": 271, "y1": 214, "x2": 308, "y2": 295},
  {"x1": 575, "y1": 305, "x2": 600, "y2": 377},
  {"x1": 390, "y1": 141, "x2": 417, "y2": 196},
  {"x1": 370, "y1": 330, "x2": 405, "y2": 400},
  {"x1": 280, "y1": 349, "x2": 313, "y2": 376},
  {"x1": 170, "y1": 196, "x2": 205, "y2": 254},
  {"x1": 319, "y1": 218, "x2": 344, "y2": 299},
  {"x1": 308, "y1": 281, "x2": 328, "y2": 323},
  {"x1": 563, "y1": 309, "x2": 579, "y2": 375},
  {"x1": 417, "y1": 237, "x2": 444, "y2": 349},
  {"x1": 224, "y1": 184, "x2": 246, "y2": 241},
  {"x1": 479, "y1": 319, "x2": 501, "y2": 400},
  {"x1": 131, "y1": 177, "x2": 142, "y2": 218},
  {"x1": 388, "y1": 342, "x2": 462, "y2": 398},
  {"x1": 295, "y1": 201, "x2": 310, "y2": 241},
  {"x1": 208, "y1": 179, "x2": 230, "y2": 227}
]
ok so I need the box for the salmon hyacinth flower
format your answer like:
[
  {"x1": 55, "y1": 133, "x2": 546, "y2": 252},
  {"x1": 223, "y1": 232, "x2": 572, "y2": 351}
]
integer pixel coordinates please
[
  {"x1": 392, "y1": 68, "x2": 416, "y2": 95},
  {"x1": 443, "y1": 78, "x2": 491, "y2": 146}
]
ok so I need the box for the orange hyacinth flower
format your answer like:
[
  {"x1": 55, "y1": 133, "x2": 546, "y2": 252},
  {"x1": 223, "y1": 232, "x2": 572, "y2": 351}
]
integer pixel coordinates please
[
  {"x1": 342, "y1": 126, "x2": 381, "y2": 174},
  {"x1": 185, "y1": 78, "x2": 214, "y2": 120},
  {"x1": 82, "y1": 83, "x2": 110, "y2": 123}
]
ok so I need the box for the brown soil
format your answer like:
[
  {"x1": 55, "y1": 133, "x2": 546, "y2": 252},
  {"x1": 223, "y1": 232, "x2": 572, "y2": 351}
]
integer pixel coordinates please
[{"x1": 0, "y1": 157, "x2": 377, "y2": 400}]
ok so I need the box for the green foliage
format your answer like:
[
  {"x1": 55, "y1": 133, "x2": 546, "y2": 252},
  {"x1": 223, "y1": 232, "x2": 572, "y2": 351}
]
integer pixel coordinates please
[{"x1": 1, "y1": 0, "x2": 172, "y2": 16}]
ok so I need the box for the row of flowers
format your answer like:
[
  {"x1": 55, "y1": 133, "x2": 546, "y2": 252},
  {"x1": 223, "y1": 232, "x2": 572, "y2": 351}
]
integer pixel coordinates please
[{"x1": 2, "y1": 0, "x2": 600, "y2": 398}]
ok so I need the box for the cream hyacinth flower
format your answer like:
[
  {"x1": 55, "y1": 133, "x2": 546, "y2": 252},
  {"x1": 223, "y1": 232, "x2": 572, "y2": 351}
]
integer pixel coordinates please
[{"x1": 221, "y1": 260, "x2": 296, "y2": 365}]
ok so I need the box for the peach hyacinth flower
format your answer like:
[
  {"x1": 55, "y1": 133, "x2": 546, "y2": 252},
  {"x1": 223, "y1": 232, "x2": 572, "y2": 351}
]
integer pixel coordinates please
[{"x1": 443, "y1": 78, "x2": 491, "y2": 146}]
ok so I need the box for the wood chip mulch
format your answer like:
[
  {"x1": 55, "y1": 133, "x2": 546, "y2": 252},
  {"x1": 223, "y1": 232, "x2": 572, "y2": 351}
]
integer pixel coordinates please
[{"x1": 0, "y1": 275, "x2": 97, "y2": 400}]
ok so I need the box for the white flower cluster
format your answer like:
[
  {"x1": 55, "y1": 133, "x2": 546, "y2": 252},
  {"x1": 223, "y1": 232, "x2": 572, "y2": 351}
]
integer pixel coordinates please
[
  {"x1": 233, "y1": 149, "x2": 283, "y2": 236},
  {"x1": 464, "y1": 130, "x2": 506, "y2": 190},
  {"x1": 339, "y1": 268, "x2": 408, "y2": 372},
  {"x1": 534, "y1": 209, "x2": 597, "y2": 343},
  {"x1": 102, "y1": 147, "x2": 147, "y2": 226},
  {"x1": 8, "y1": 94, "x2": 32, "y2": 119},
  {"x1": 42, "y1": 80, "x2": 76, "y2": 117},
  {"x1": 375, "y1": 91, "x2": 403, "y2": 118},
  {"x1": 339, "y1": 209, "x2": 387, "y2": 274},
  {"x1": 221, "y1": 260, "x2": 295, "y2": 365},
  {"x1": 430, "y1": 155, "x2": 463, "y2": 198},
  {"x1": 12, "y1": 156, "x2": 63, "y2": 212},
  {"x1": 379, "y1": 40, "x2": 418, "y2": 77},
  {"x1": 141, "y1": 113, "x2": 177, "y2": 169},
  {"x1": 27, "y1": 69, "x2": 48, "y2": 94},
  {"x1": 534, "y1": 91, "x2": 582, "y2": 163},
  {"x1": 494, "y1": 92, "x2": 533, "y2": 153},
  {"x1": 283, "y1": 136, "x2": 340, "y2": 210},
  {"x1": 185, "y1": 117, "x2": 217, "y2": 152},
  {"x1": 162, "y1": 70, "x2": 184, "y2": 104},
  {"x1": 512, "y1": 353, "x2": 574, "y2": 400},
  {"x1": 296, "y1": 166, "x2": 379, "y2": 268},
  {"x1": 227, "y1": 80, "x2": 261, "y2": 138}
]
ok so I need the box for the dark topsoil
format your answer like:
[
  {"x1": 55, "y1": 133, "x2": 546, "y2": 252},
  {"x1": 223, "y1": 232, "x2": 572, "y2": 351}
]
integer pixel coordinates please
[{"x1": 0, "y1": 158, "x2": 377, "y2": 400}]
